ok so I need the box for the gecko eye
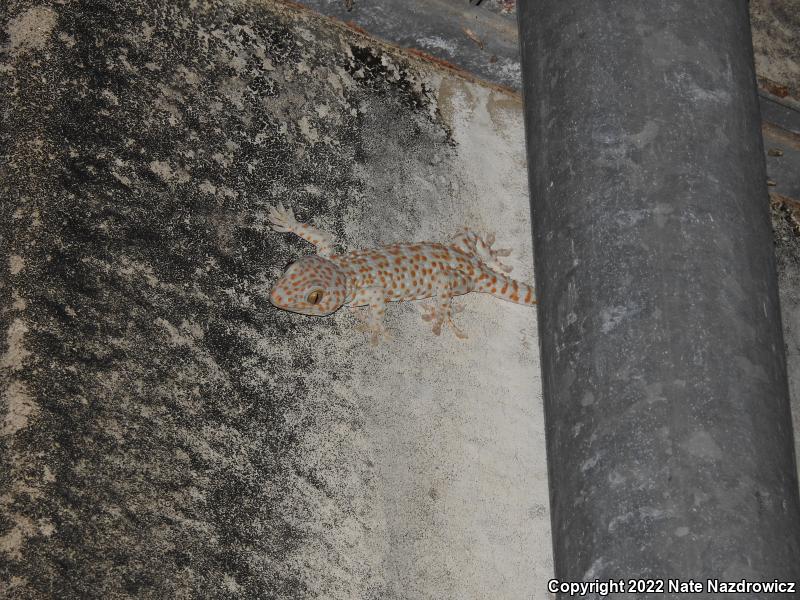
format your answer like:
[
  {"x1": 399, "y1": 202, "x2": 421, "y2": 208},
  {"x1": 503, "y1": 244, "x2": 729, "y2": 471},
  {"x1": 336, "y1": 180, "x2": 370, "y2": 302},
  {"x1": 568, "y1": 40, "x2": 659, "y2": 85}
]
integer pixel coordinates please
[{"x1": 307, "y1": 290, "x2": 324, "y2": 305}]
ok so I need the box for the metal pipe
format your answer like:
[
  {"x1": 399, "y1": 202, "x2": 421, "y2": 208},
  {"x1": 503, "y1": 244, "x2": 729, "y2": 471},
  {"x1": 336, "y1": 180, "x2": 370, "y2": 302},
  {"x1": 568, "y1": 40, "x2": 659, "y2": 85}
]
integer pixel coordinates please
[{"x1": 518, "y1": 0, "x2": 800, "y2": 585}]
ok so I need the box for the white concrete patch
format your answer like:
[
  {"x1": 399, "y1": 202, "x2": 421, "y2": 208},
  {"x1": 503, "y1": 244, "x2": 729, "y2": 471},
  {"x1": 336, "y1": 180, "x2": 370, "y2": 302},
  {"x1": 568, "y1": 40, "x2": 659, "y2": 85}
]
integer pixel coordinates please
[{"x1": 328, "y1": 76, "x2": 551, "y2": 598}]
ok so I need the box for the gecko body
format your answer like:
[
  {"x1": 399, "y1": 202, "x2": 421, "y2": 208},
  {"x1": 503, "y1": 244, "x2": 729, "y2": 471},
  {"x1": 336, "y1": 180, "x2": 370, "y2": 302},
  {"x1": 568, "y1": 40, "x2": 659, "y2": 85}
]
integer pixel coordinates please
[{"x1": 268, "y1": 204, "x2": 536, "y2": 344}]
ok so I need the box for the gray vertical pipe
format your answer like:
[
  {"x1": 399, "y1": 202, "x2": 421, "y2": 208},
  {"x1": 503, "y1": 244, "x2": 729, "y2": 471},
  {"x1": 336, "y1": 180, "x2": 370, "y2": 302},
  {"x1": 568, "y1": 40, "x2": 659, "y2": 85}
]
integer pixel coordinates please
[{"x1": 518, "y1": 0, "x2": 800, "y2": 589}]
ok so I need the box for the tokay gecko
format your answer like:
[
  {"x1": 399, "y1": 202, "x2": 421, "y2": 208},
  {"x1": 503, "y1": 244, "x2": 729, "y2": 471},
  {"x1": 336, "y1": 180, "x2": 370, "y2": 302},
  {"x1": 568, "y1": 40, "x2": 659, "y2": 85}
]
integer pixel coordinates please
[{"x1": 268, "y1": 204, "x2": 537, "y2": 344}]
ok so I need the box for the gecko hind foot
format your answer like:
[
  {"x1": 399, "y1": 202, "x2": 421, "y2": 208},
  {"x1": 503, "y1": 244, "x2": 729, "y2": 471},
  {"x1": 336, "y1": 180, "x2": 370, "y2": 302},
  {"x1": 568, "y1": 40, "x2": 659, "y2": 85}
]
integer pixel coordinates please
[
  {"x1": 482, "y1": 231, "x2": 514, "y2": 273},
  {"x1": 453, "y1": 228, "x2": 514, "y2": 273},
  {"x1": 419, "y1": 303, "x2": 468, "y2": 339}
]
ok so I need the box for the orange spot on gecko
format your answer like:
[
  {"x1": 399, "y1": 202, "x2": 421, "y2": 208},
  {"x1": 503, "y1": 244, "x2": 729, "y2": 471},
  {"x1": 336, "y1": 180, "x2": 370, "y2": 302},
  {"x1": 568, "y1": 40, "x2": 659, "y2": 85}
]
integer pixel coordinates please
[{"x1": 524, "y1": 288, "x2": 533, "y2": 303}]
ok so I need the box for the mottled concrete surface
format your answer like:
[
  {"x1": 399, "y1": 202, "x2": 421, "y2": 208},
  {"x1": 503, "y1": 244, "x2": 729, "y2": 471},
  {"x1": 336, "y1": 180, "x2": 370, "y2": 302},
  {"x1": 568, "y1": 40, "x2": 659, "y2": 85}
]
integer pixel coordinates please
[
  {"x1": 295, "y1": 0, "x2": 522, "y2": 92},
  {"x1": 746, "y1": 0, "x2": 800, "y2": 475},
  {"x1": 773, "y1": 196, "x2": 800, "y2": 490},
  {"x1": 298, "y1": 0, "x2": 800, "y2": 106},
  {"x1": 296, "y1": 0, "x2": 800, "y2": 206},
  {"x1": 0, "y1": 0, "x2": 548, "y2": 598},
  {"x1": 3, "y1": 0, "x2": 800, "y2": 597},
  {"x1": 751, "y1": 0, "x2": 800, "y2": 101}
]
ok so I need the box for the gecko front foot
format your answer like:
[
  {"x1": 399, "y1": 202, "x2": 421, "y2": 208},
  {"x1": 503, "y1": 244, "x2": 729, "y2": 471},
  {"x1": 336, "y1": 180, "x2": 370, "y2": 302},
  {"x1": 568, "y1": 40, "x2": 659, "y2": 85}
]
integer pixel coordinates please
[
  {"x1": 354, "y1": 320, "x2": 392, "y2": 345},
  {"x1": 419, "y1": 303, "x2": 468, "y2": 339},
  {"x1": 268, "y1": 202, "x2": 336, "y2": 257},
  {"x1": 267, "y1": 202, "x2": 299, "y2": 233},
  {"x1": 349, "y1": 306, "x2": 391, "y2": 345}
]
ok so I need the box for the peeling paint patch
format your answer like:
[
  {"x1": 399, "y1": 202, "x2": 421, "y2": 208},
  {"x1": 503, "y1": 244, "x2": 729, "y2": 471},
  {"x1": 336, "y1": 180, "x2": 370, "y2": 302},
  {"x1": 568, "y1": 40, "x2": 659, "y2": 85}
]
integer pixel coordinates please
[
  {"x1": 5, "y1": 6, "x2": 58, "y2": 56},
  {"x1": 199, "y1": 180, "x2": 217, "y2": 194},
  {"x1": 11, "y1": 290, "x2": 27, "y2": 311},
  {"x1": 1, "y1": 381, "x2": 38, "y2": 437},
  {"x1": 9, "y1": 254, "x2": 24, "y2": 275},
  {"x1": 57, "y1": 31, "x2": 75, "y2": 48},
  {"x1": 1, "y1": 319, "x2": 30, "y2": 371},
  {"x1": 297, "y1": 115, "x2": 320, "y2": 144},
  {"x1": 0, "y1": 515, "x2": 37, "y2": 560},
  {"x1": 148, "y1": 160, "x2": 190, "y2": 183},
  {"x1": 111, "y1": 171, "x2": 132, "y2": 186}
]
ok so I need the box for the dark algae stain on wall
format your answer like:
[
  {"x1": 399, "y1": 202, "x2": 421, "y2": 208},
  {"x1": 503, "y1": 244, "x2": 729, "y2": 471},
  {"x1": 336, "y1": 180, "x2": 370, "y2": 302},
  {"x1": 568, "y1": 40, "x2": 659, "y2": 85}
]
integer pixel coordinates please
[{"x1": 0, "y1": 0, "x2": 450, "y2": 597}]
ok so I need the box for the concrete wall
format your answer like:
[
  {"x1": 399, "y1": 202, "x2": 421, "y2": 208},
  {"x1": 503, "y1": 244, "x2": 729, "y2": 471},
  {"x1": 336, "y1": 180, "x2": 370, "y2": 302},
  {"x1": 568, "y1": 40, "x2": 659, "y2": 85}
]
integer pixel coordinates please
[
  {"x1": 3, "y1": 0, "x2": 800, "y2": 597},
  {"x1": 750, "y1": 0, "x2": 800, "y2": 101},
  {"x1": 0, "y1": 1, "x2": 550, "y2": 597}
]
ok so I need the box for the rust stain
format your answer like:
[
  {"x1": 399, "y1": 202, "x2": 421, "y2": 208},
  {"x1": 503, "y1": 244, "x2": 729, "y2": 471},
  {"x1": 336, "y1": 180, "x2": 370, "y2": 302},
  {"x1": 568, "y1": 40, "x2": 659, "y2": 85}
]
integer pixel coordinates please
[
  {"x1": 344, "y1": 20, "x2": 369, "y2": 36},
  {"x1": 762, "y1": 121, "x2": 800, "y2": 151},
  {"x1": 772, "y1": 191, "x2": 800, "y2": 208},
  {"x1": 463, "y1": 27, "x2": 484, "y2": 50},
  {"x1": 270, "y1": 0, "x2": 520, "y2": 100},
  {"x1": 759, "y1": 76, "x2": 790, "y2": 99},
  {"x1": 405, "y1": 48, "x2": 519, "y2": 99},
  {"x1": 406, "y1": 47, "x2": 472, "y2": 75}
]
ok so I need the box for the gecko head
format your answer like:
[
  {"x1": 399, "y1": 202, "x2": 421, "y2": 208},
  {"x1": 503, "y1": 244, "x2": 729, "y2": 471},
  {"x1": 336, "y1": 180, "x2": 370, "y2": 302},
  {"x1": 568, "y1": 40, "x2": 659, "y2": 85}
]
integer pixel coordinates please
[{"x1": 270, "y1": 255, "x2": 348, "y2": 316}]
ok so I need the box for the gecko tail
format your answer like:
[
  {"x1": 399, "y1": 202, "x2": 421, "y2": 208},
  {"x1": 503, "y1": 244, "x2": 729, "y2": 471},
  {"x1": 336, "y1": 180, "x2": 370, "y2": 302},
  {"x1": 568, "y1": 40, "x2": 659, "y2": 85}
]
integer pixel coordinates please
[{"x1": 475, "y1": 269, "x2": 537, "y2": 306}]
